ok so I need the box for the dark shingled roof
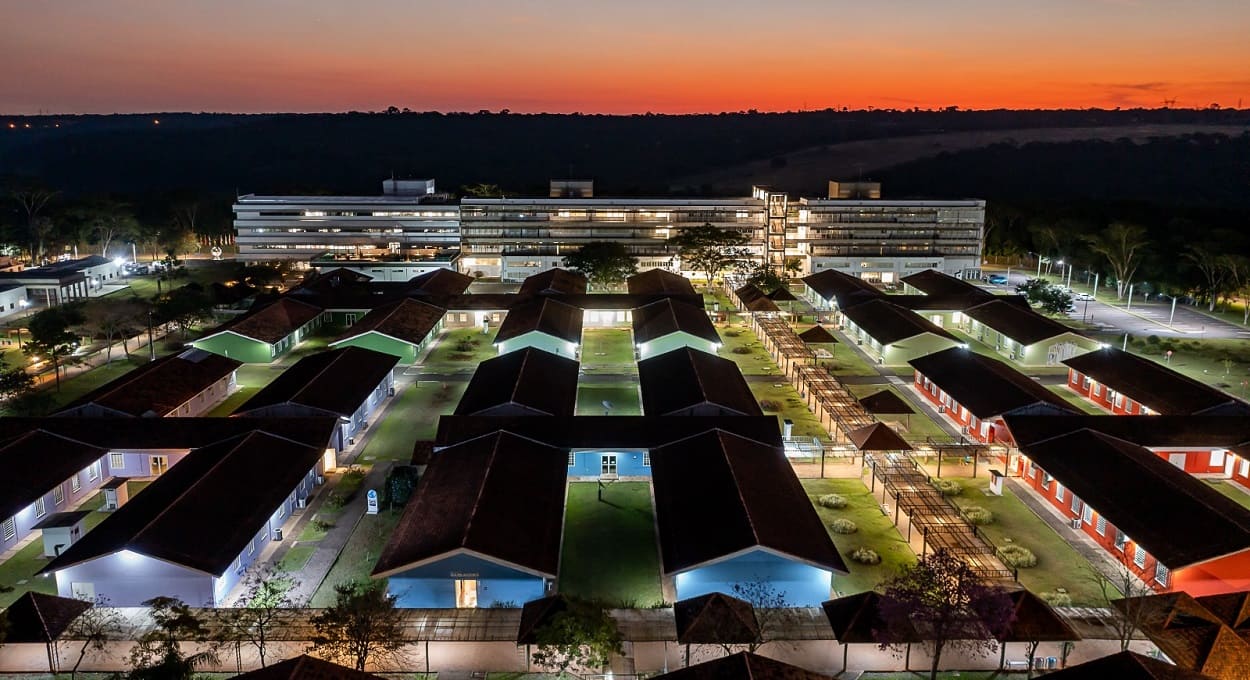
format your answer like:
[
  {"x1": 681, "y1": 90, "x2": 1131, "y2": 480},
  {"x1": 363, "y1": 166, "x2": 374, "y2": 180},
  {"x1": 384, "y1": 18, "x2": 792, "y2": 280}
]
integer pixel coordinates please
[
  {"x1": 411, "y1": 441, "x2": 434, "y2": 466},
  {"x1": 373, "y1": 432, "x2": 568, "y2": 578},
  {"x1": 638, "y1": 348, "x2": 763, "y2": 416},
  {"x1": 628, "y1": 268, "x2": 696, "y2": 296},
  {"x1": 58, "y1": 348, "x2": 242, "y2": 417},
  {"x1": 42, "y1": 431, "x2": 326, "y2": 576},
  {"x1": 1001, "y1": 415, "x2": 1250, "y2": 453},
  {"x1": 32, "y1": 510, "x2": 93, "y2": 530},
  {"x1": 237, "y1": 347, "x2": 398, "y2": 418},
  {"x1": 454, "y1": 347, "x2": 580, "y2": 417},
  {"x1": 650, "y1": 430, "x2": 847, "y2": 574},
  {"x1": 839, "y1": 298, "x2": 956, "y2": 345},
  {"x1": 0, "y1": 417, "x2": 340, "y2": 452},
  {"x1": 1063, "y1": 348, "x2": 1250, "y2": 416},
  {"x1": 801, "y1": 269, "x2": 883, "y2": 306},
  {"x1": 767, "y1": 287, "x2": 798, "y2": 301},
  {"x1": 516, "y1": 595, "x2": 568, "y2": 645},
  {"x1": 1115, "y1": 592, "x2": 1250, "y2": 678},
  {"x1": 886, "y1": 293, "x2": 1031, "y2": 312},
  {"x1": 909, "y1": 348, "x2": 1075, "y2": 419},
  {"x1": 518, "y1": 268, "x2": 588, "y2": 295},
  {"x1": 230, "y1": 655, "x2": 387, "y2": 680},
  {"x1": 331, "y1": 297, "x2": 445, "y2": 348},
  {"x1": 0, "y1": 592, "x2": 93, "y2": 643},
  {"x1": 845, "y1": 422, "x2": 913, "y2": 451},
  {"x1": 674, "y1": 592, "x2": 760, "y2": 645},
  {"x1": 632, "y1": 298, "x2": 721, "y2": 345},
  {"x1": 495, "y1": 297, "x2": 584, "y2": 344},
  {"x1": 857, "y1": 390, "x2": 915, "y2": 415},
  {"x1": 822, "y1": 591, "x2": 918, "y2": 644},
  {"x1": 655, "y1": 651, "x2": 832, "y2": 680},
  {"x1": 902, "y1": 269, "x2": 990, "y2": 298},
  {"x1": 213, "y1": 297, "x2": 324, "y2": 344},
  {"x1": 1043, "y1": 651, "x2": 1214, "y2": 680},
  {"x1": 735, "y1": 284, "x2": 781, "y2": 313},
  {"x1": 0, "y1": 431, "x2": 107, "y2": 521},
  {"x1": 997, "y1": 589, "x2": 1081, "y2": 643},
  {"x1": 965, "y1": 299, "x2": 1084, "y2": 345},
  {"x1": 797, "y1": 326, "x2": 839, "y2": 344},
  {"x1": 435, "y1": 416, "x2": 784, "y2": 450},
  {"x1": 407, "y1": 267, "x2": 474, "y2": 296},
  {"x1": 1017, "y1": 429, "x2": 1250, "y2": 569}
]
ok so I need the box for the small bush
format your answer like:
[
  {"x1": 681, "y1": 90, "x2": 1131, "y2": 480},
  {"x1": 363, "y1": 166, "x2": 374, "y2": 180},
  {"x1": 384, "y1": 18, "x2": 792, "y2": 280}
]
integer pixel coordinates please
[
  {"x1": 850, "y1": 547, "x2": 881, "y2": 565},
  {"x1": 817, "y1": 494, "x2": 849, "y2": 509},
  {"x1": 325, "y1": 492, "x2": 348, "y2": 509},
  {"x1": 454, "y1": 339, "x2": 475, "y2": 352},
  {"x1": 758, "y1": 399, "x2": 782, "y2": 411},
  {"x1": 961, "y1": 506, "x2": 994, "y2": 525},
  {"x1": 731, "y1": 346, "x2": 753, "y2": 355},
  {"x1": 312, "y1": 518, "x2": 335, "y2": 532},
  {"x1": 932, "y1": 479, "x2": 962, "y2": 496},
  {"x1": 723, "y1": 330, "x2": 742, "y2": 337},
  {"x1": 997, "y1": 544, "x2": 1038, "y2": 568},
  {"x1": 829, "y1": 518, "x2": 858, "y2": 534},
  {"x1": 1040, "y1": 591, "x2": 1072, "y2": 608}
]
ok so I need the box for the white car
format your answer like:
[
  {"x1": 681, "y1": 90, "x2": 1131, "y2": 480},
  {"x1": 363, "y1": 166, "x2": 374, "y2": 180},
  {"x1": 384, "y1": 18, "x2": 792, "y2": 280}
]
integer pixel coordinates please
[{"x1": 1074, "y1": 292, "x2": 1095, "y2": 301}]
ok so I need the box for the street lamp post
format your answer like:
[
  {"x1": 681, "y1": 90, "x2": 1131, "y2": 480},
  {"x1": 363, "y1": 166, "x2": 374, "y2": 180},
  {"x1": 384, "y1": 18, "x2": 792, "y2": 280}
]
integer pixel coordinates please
[
  {"x1": 1169, "y1": 296, "x2": 1178, "y2": 327},
  {"x1": 147, "y1": 309, "x2": 156, "y2": 362}
]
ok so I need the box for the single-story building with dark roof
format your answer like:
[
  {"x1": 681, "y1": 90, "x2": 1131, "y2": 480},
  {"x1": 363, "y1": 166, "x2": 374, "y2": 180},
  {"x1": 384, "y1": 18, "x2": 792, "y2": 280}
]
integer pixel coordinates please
[
  {"x1": 518, "y1": 268, "x2": 588, "y2": 296},
  {"x1": 638, "y1": 348, "x2": 763, "y2": 417},
  {"x1": 628, "y1": 268, "x2": 696, "y2": 297},
  {"x1": 234, "y1": 346, "x2": 399, "y2": 450},
  {"x1": 733, "y1": 285, "x2": 780, "y2": 314},
  {"x1": 839, "y1": 298, "x2": 961, "y2": 365},
  {"x1": 40, "y1": 430, "x2": 333, "y2": 606},
  {"x1": 653, "y1": 651, "x2": 831, "y2": 680},
  {"x1": 328, "y1": 297, "x2": 447, "y2": 364},
  {"x1": 1063, "y1": 347, "x2": 1250, "y2": 416},
  {"x1": 632, "y1": 298, "x2": 721, "y2": 359},
  {"x1": 454, "y1": 347, "x2": 580, "y2": 417},
  {"x1": 963, "y1": 299, "x2": 1100, "y2": 366},
  {"x1": 1014, "y1": 428, "x2": 1250, "y2": 596},
  {"x1": 494, "y1": 297, "x2": 583, "y2": 357},
  {"x1": 407, "y1": 267, "x2": 475, "y2": 297},
  {"x1": 651, "y1": 430, "x2": 847, "y2": 605},
  {"x1": 193, "y1": 297, "x2": 328, "y2": 363},
  {"x1": 909, "y1": 347, "x2": 1075, "y2": 444},
  {"x1": 229, "y1": 654, "x2": 388, "y2": 680},
  {"x1": 373, "y1": 432, "x2": 568, "y2": 608},
  {"x1": 1041, "y1": 651, "x2": 1212, "y2": 680},
  {"x1": 901, "y1": 269, "x2": 988, "y2": 298},
  {"x1": 0, "y1": 432, "x2": 110, "y2": 557},
  {"x1": 56, "y1": 348, "x2": 242, "y2": 418},
  {"x1": 801, "y1": 269, "x2": 882, "y2": 311}
]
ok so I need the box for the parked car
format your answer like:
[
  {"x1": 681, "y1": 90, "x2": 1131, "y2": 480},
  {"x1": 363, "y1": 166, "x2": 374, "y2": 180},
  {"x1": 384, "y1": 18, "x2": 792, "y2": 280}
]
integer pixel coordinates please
[
  {"x1": 1074, "y1": 292, "x2": 1095, "y2": 301},
  {"x1": 987, "y1": 274, "x2": 1009, "y2": 285}
]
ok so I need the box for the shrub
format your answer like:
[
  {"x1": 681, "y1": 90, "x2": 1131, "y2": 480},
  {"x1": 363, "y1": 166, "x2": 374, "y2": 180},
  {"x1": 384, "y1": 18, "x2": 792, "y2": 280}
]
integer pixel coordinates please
[
  {"x1": 325, "y1": 492, "x2": 348, "y2": 510},
  {"x1": 1040, "y1": 591, "x2": 1072, "y2": 608},
  {"x1": 731, "y1": 346, "x2": 753, "y2": 355},
  {"x1": 961, "y1": 506, "x2": 994, "y2": 525},
  {"x1": 1146, "y1": 335, "x2": 1160, "y2": 345},
  {"x1": 454, "y1": 339, "x2": 475, "y2": 352},
  {"x1": 817, "y1": 494, "x2": 849, "y2": 509},
  {"x1": 850, "y1": 547, "x2": 881, "y2": 565},
  {"x1": 829, "y1": 518, "x2": 858, "y2": 534},
  {"x1": 932, "y1": 478, "x2": 962, "y2": 496},
  {"x1": 312, "y1": 518, "x2": 335, "y2": 532},
  {"x1": 758, "y1": 399, "x2": 781, "y2": 411},
  {"x1": 997, "y1": 544, "x2": 1038, "y2": 568},
  {"x1": 723, "y1": 330, "x2": 741, "y2": 337}
]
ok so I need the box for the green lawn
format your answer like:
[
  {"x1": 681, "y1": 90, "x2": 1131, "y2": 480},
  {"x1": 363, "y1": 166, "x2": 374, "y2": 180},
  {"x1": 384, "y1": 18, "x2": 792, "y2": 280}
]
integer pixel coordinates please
[
  {"x1": 356, "y1": 381, "x2": 467, "y2": 463},
  {"x1": 802, "y1": 479, "x2": 916, "y2": 597},
  {"x1": 749, "y1": 382, "x2": 828, "y2": 439},
  {"x1": 716, "y1": 323, "x2": 782, "y2": 376},
  {"x1": 39, "y1": 357, "x2": 150, "y2": 412},
  {"x1": 277, "y1": 543, "x2": 317, "y2": 573},
  {"x1": 309, "y1": 508, "x2": 403, "y2": 608},
  {"x1": 818, "y1": 344, "x2": 882, "y2": 377},
  {"x1": 577, "y1": 385, "x2": 642, "y2": 415},
  {"x1": 559, "y1": 482, "x2": 663, "y2": 607},
  {"x1": 1048, "y1": 385, "x2": 1104, "y2": 415},
  {"x1": 423, "y1": 327, "x2": 499, "y2": 371},
  {"x1": 205, "y1": 387, "x2": 260, "y2": 416},
  {"x1": 1206, "y1": 480, "x2": 1250, "y2": 511},
  {"x1": 945, "y1": 477, "x2": 1110, "y2": 606},
  {"x1": 580, "y1": 327, "x2": 635, "y2": 365}
]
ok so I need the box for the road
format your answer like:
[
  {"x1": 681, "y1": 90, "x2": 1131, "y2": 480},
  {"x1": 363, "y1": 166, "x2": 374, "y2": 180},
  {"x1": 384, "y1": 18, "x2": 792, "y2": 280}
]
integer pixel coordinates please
[{"x1": 982, "y1": 269, "x2": 1250, "y2": 340}]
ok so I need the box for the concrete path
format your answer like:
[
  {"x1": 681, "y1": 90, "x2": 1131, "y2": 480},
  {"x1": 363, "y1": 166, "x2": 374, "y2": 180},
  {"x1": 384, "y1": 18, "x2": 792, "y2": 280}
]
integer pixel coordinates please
[{"x1": 1004, "y1": 477, "x2": 1136, "y2": 586}]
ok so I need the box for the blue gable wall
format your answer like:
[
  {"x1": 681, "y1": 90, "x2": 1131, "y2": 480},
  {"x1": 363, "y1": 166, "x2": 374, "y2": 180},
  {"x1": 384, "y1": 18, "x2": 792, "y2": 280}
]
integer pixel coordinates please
[
  {"x1": 674, "y1": 549, "x2": 832, "y2": 607},
  {"x1": 567, "y1": 450, "x2": 651, "y2": 478},
  {"x1": 386, "y1": 552, "x2": 548, "y2": 608}
]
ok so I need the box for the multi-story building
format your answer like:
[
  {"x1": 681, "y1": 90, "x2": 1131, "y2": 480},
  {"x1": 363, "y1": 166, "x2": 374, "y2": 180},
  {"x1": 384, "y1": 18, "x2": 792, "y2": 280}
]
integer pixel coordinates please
[
  {"x1": 234, "y1": 179, "x2": 984, "y2": 283},
  {"x1": 232, "y1": 179, "x2": 460, "y2": 277}
]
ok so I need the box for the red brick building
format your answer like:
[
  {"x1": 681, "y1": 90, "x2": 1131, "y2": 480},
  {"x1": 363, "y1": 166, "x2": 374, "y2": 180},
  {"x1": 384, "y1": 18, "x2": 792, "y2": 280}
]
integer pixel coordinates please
[{"x1": 1063, "y1": 348, "x2": 1250, "y2": 416}]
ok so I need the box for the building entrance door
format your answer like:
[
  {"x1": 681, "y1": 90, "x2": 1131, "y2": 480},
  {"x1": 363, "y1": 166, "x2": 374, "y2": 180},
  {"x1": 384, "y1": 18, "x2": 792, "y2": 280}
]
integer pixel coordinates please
[
  {"x1": 455, "y1": 579, "x2": 478, "y2": 608},
  {"x1": 150, "y1": 455, "x2": 169, "y2": 476}
]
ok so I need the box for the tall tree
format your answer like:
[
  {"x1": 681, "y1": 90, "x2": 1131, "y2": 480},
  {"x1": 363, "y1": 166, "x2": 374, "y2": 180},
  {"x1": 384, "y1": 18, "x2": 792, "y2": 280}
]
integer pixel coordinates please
[
  {"x1": 0, "y1": 355, "x2": 34, "y2": 401},
  {"x1": 25, "y1": 305, "x2": 84, "y2": 391},
  {"x1": 234, "y1": 567, "x2": 298, "y2": 669},
  {"x1": 530, "y1": 598, "x2": 623, "y2": 674},
  {"x1": 562, "y1": 241, "x2": 637, "y2": 291},
  {"x1": 9, "y1": 184, "x2": 57, "y2": 261},
  {"x1": 1226, "y1": 256, "x2": 1250, "y2": 325},
  {"x1": 667, "y1": 224, "x2": 751, "y2": 287},
  {"x1": 1088, "y1": 564, "x2": 1156, "y2": 652},
  {"x1": 308, "y1": 581, "x2": 407, "y2": 672},
  {"x1": 742, "y1": 263, "x2": 785, "y2": 292},
  {"x1": 461, "y1": 183, "x2": 504, "y2": 197},
  {"x1": 1085, "y1": 222, "x2": 1149, "y2": 299},
  {"x1": 1182, "y1": 242, "x2": 1232, "y2": 312},
  {"x1": 61, "y1": 598, "x2": 126, "y2": 679},
  {"x1": 82, "y1": 298, "x2": 143, "y2": 361},
  {"x1": 154, "y1": 283, "x2": 212, "y2": 339},
  {"x1": 85, "y1": 201, "x2": 140, "y2": 258},
  {"x1": 876, "y1": 550, "x2": 1015, "y2": 680},
  {"x1": 127, "y1": 596, "x2": 218, "y2": 680}
]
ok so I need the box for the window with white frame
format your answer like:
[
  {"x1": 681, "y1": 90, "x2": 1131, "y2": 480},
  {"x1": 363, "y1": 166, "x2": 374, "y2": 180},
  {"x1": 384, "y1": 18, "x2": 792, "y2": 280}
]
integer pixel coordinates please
[
  {"x1": 248, "y1": 539, "x2": 256, "y2": 556},
  {"x1": 34, "y1": 497, "x2": 46, "y2": 518},
  {"x1": 53, "y1": 485, "x2": 65, "y2": 505},
  {"x1": 1041, "y1": 473, "x2": 1052, "y2": 489},
  {"x1": 1134, "y1": 544, "x2": 1147, "y2": 568},
  {"x1": 87, "y1": 461, "x2": 101, "y2": 482},
  {"x1": 1071, "y1": 494, "x2": 1082, "y2": 514},
  {"x1": 1114, "y1": 530, "x2": 1128, "y2": 551},
  {"x1": 1211, "y1": 450, "x2": 1226, "y2": 467},
  {"x1": 1055, "y1": 484, "x2": 1065, "y2": 502},
  {"x1": 2, "y1": 517, "x2": 14, "y2": 541},
  {"x1": 1114, "y1": 393, "x2": 1125, "y2": 409},
  {"x1": 110, "y1": 453, "x2": 125, "y2": 470},
  {"x1": 1096, "y1": 516, "x2": 1107, "y2": 536},
  {"x1": 643, "y1": 452, "x2": 651, "y2": 467},
  {"x1": 1155, "y1": 562, "x2": 1169, "y2": 586},
  {"x1": 1241, "y1": 459, "x2": 1249, "y2": 477},
  {"x1": 1082, "y1": 504, "x2": 1094, "y2": 524},
  {"x1": 71, "y1": 474, "x2": 81, "y2": 492},
  {"x1": 568, "y1": 452, "x2": 576, "y2": 467}
]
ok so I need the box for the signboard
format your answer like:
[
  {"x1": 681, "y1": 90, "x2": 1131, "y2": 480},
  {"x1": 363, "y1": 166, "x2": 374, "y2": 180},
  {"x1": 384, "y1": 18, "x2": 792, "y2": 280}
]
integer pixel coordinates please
[{"x1": 366, "y1": 489, "x2": 379, "y2": 515}]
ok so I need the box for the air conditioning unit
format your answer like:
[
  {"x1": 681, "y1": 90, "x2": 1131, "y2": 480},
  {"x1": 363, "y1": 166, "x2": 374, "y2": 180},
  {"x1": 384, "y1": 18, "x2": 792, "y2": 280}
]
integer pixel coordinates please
[
  {"x1": 1070, "y1": 518, "x2": 1083, "y2": 529},
  {"x1": 388, "y1": 386, "x2": 396, "y2": 397},
  {"x1": 296, "y1": 498, "x2": 307, "y2": 509},
  {"x1": 316, "y1": 476, "x2": 325, "y2": 486},
  {"x1": 938, "y1": 406, "x2": 946, "y2": 413}
]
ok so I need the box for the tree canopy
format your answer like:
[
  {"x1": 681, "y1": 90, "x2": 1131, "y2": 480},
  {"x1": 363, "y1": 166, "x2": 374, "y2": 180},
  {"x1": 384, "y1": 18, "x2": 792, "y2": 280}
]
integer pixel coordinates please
[
  {"x1": 668, "y1": 224, "x2": 751, "y2": 286},
  {"x1": 562, "y1": 241, "x2": 638, "y2": 291}
]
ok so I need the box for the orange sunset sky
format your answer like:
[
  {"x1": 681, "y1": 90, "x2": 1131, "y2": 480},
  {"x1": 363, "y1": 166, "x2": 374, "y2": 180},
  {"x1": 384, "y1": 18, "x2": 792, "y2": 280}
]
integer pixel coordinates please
[{"x1": 1, "y1": 0, "x2": 1248, "y2": 114}]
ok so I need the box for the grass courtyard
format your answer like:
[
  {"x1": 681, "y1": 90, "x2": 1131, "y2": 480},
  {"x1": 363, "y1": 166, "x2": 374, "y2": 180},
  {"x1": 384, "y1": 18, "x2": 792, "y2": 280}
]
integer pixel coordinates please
[
  {"x1": 580, "y1": 327, "x2": 635, "y2": 365},
  {"x1": 945, "y1": 477, "x2": 1110, "y2": 606},
  {"x1": 801, "y1": 478, "x2": 915, "y2": 597},
  {"x1": 715, "y1": 323, "x2": 782, "y2": 376},
  {"x1": 423, "y1": 327, "x2": 499, "y2": 371},
  {"x1": 749, "y1": 381, "x2": 828, "y2": 439},
  {"x1": 309, "y1": 508, "x2": 403, "y2": 608},
  {"x1": 1206, "y1": 479, "x2": 1250, "y2": 511},
  {"x1": 356, "y1": 381, "x2": 468, "y2": 464},
  {"x1": 1047, "y1": 385, "x2": 1105, "y2": 415},
  {"x1": 559, "y1": 482, "x2": 663, "y2": 607},
  {"x1": 577, "y1": 384, "x2": 642, "y2": 416}
]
